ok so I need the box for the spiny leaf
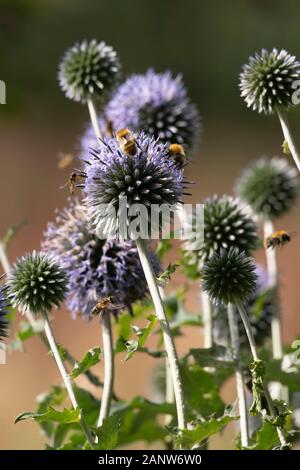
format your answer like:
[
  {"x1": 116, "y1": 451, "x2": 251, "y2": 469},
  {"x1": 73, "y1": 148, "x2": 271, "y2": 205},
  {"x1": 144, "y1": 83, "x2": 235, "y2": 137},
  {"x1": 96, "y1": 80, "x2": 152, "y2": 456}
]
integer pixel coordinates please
[
  {"x1": 94, "y1": 414, "x2": 121, "y2": 450},
  {"x1": 174, "y1": 414, "x2": 238, "y2": 448},
  {"x1": 70, "y1": 347, "x2": 101, "y2": 379},
  {"x1": 248, "y1": 422, "x2": 280, "y2": 450},
  {"x1": 15, "y1": 407, "x2": 80, "y2": 424},
  {"x1": 189, "y1": 346, "x2": 235, "y2": 369}
]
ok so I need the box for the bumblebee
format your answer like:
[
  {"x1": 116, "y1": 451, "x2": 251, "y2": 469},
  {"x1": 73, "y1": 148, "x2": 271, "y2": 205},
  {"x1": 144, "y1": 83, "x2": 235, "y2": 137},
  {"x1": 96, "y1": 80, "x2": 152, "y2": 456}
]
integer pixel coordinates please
[
  {"x1": 264, "y1": 230, "x2": 291, "y2": 250},
  {"x1": 168, "y1": 143, "x2": 188, "y2": 168},
  {"x1": 116, "y1": 128, "x2": 137, "y2": 156}
]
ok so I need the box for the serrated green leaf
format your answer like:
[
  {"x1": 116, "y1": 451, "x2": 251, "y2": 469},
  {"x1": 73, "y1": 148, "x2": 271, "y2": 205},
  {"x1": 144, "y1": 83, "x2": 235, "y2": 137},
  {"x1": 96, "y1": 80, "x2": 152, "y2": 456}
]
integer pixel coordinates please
[
  {"x1": 95, "y1": 414, "x2": 121, "y2": 450},
  {"x1": 189, "y1": 346, "x2": 235, "y2": 370},
  {"x1": 112, "y1": 396, "x2": 175, "y2": 446},
  {"x1": 174, "y1": 414, "x2": 238, "y2": 448},
  {"x1": 70, "y1": 347, "x2": 101, "y2": 379},
  {"x1": 15, "y1": 407, "x2": 80, "y2": 425},
  {"x1": 249, "y1": 422, "x2": 280, "y2": 450},
  {"x1": 181, "y1": 363, "x2": 225, "y2": 418}
]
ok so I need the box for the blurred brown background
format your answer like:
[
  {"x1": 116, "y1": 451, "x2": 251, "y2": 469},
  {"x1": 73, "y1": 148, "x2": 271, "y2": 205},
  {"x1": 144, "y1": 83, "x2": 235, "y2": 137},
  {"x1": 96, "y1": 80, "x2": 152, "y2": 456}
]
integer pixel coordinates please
[{"x1": 0, "y1": 0, "x2": 300, "y2": 449}]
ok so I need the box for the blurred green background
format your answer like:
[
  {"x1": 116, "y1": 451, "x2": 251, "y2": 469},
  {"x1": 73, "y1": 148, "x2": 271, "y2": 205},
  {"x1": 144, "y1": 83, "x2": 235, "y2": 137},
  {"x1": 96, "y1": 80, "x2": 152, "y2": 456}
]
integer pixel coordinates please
[{"x1": 0, "y1": 0, "x2": 300, "y2": 450}]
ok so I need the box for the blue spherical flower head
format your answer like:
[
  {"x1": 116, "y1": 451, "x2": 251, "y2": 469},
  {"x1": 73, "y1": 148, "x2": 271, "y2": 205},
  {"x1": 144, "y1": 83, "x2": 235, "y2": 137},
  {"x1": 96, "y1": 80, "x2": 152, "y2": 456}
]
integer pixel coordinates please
[
  {"x1": 201, "y1": 248, "x2": 257, "y2": 306},
  {"x1": 0, "y1": 283, "x2": 9, "y2": 341},
  {"x1": 43, "y1": 200, "x2": 160, "y2": 319},
  {"x1": 105, "y1": 69, "x2": 201, "y2": 152},
  {"x1": 8, "y1": 251, "x2": 68, "y2": 314},
  {"x1": 83, "y1": 132, "x2": 184, "y2": 239},
  {"x1": 58, "y1": 39, "x2": 121, "y2": 104}
]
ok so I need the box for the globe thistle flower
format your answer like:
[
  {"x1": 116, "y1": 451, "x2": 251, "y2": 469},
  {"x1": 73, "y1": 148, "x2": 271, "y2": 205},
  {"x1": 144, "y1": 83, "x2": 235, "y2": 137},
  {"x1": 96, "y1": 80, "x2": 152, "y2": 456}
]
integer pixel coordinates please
[
  {"x1": 0, "y1": 284, "x2": 9, "y2": 341},
  {"x1": 43, "y1": 200, "x2": 160, "y2": 318},
  {"x1": 201, "y1": 248, "x2": 257, "y2": 305},
  {"x1": 236, "y1": 157, "x2": 299, "y2": 219},
  {"x1": 213, "y1": 266, "x2": 275, "y2": 349},
  {"x1": 105, "y1": 69, "x2": 200, "y2": 152},
  {"x1": 239, "y1": 49, "x2": 300, "y2": 115},
  {"x1": 58, "y1": 40, "x2": 121, "y2": 104},
  {"x1": 83, "y1": 132, "x2": 184, "y2": 238},
  {"x1": 8, "y1": 251, "x2": 68, "y2": 314},
  {"x1": 183, "y1": 195, "x2": 259, "y2": 275}
]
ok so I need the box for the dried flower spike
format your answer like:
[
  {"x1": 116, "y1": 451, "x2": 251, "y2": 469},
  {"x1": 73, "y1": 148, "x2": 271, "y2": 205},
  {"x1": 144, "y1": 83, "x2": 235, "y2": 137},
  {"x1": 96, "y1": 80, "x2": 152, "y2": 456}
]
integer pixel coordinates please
[
  {"x1": 240, "y1": 48, "x2": 300, "y2": 115},
  {"x1": 8, "y1": 251, "x2": 68, "y2": 313},
  {"x1": 105, "y1": 69, "x2": 200, "y2": 152},
  {"x1": 58, "y1": 40, "x2": 121, "y2": 104},
  {"x1": 236, "y1": 157, "x2": 299, "y2": 219},
  {"x1": 201, "y1": 248, "x2": 257, "y2": 305}
]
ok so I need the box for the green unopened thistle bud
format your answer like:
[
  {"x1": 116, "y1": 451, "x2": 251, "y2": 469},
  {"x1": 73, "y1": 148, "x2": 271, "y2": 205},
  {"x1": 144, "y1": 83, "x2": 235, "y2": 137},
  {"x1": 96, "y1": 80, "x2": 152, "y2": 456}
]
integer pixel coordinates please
[
  {"x1": 58, "y1": 39, "x2": 121, "y2": 104},
  {"x1": 9, "y1": 251, "x2": 68, "y2": 313},
  {"x1": 201, "y1": 248, "x2": 257, "y2": 305},
  {"x1": 239, "y1": 48, "x2": 300, "y2": 115},
  {"x1": 236, "y1": 157, "x2": 299, "y2": 219}
]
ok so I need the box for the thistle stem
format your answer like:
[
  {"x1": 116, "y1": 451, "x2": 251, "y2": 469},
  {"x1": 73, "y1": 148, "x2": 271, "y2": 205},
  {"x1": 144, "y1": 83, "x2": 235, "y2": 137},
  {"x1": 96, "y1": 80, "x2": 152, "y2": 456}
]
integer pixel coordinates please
[
  {"x1": 263, "y1": 219, "x2": 283, "y2": 360},
  {"x1": 227, "y1": 304, "x2": 249, "y2": 447},
  {"x1": 135, "y1": 239, "x2": 186, "y2": 431},
  {"x1": 235, "y1": 300, "x2": 288, "y2": 447},
  {"x1": 87, "y1": 98, "x2": 102, "y2": 140},
  {"x1": 40, "y1": 310, "x2": 94, "y2": 449},
  {"x1": 277, "y1": 108, "x2": 300, "y2": 173},
  {"x1": 201, "y1": 289, "x2": 213, "y2": 348},
  {"x1": 97, "y1": 312, "x2": 114, "y2": 428},
  {"x1": 0, "y1": 242, "x2": 11, "y2": 273}
]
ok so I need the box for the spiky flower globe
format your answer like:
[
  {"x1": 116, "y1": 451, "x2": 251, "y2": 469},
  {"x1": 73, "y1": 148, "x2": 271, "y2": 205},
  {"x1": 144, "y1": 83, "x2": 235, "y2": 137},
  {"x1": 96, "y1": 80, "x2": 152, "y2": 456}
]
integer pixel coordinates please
[
  {"x1": 43, "y1": 200, "x2": 160, "y2": 318},
  {"x1": 105, "y1": 69, "x2": 200, "y2": 152},
  {"x1": 240, "y1": 48, "x2": 300, "y2": 115},
  {"x1": 0, "y1": 284, "x2": 9, "y2": 340},
  {"x1": 201, "y1": 248, "x2": 257, "y2": 305},
  {"x1": 236, "y1": 157, "x2": 299, "y2": 219},
  {"x1": 213, "y1": 265, "x2": 275, "y2": 349},
  {"x1": 183, "y1": 195, "x2": 259, "y2": 275},
  {"x1": 8, "y1": 251, "x2": 68, "y2": 314},
  {"x1": 83, "y1": 132, "x2": 184, "y2": 238},
  {"x1": 58, "y1": 40, "x2": 121, "y2": 104}
]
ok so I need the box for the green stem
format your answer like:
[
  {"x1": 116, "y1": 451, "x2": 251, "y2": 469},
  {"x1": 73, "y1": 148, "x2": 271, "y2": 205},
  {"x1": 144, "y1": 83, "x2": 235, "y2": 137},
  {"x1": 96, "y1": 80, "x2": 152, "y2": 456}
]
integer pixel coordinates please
[
  {"x1": 235, "y1": 300, "x2": 288, "y2": 447},
  {"x1": 277, "y1": 108, "x2": 300, "y2": 173},
  {"x1": 201, "y1": 289, "x2": 213, "y2": 348},
  {"x1": 135, "y1": 239, "x2": 186, "y2": 431},
  {"x1": 40, "y1": 310, "x2": 94, "y2": 449},
  {"x1": 97, "y1": 312, "x2": 114, "y2": 428},
  {"x1": 87, "y1": 98, "x2": 102, "y2": 140},
  {"x1": 227, "y1": 304, "x2": 249, "y2": 447}
]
